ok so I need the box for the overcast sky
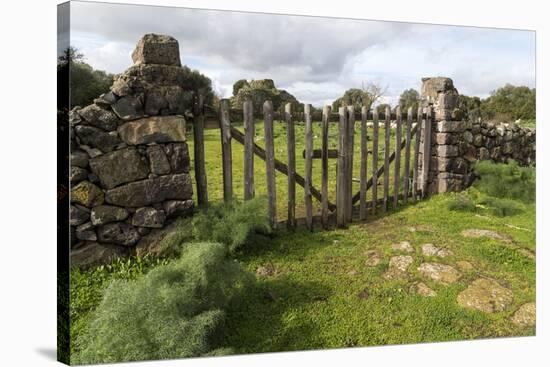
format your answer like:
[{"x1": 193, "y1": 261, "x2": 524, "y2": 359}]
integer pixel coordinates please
[{"x1": 64, "y1": 1, "x2": 536, "y2": 107}]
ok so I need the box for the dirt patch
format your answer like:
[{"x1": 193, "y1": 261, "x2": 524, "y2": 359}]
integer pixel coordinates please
[
  {"x1": 461, "y1": 229, "x2": 512, "y2": 243},
  {"x1": 417, "y1": 262, "x2": 461, "y2": 284},
  {"x1": 457, "y1": 278, "x2": 514, "y2": 313},
  {"x1": 510, "y1": 302, "x2": 536, "y2": 327}
]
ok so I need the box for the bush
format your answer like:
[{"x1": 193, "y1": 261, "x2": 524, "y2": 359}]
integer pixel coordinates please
[
  {"x1": 479, "y1": 197, "x2": 523, "y2": 217},
  {"x1": 448, "y1": 194, "x2": 476, "y2": 212},
  {"x1": 73, "y1": 242, "x2": 255, "y2": 364},
  {"x1": 192, "y1": 198, "x2": 272, "y2": 253},
  {"x1": 473, "y1": 160, "x2": 535, "y2": 203}
]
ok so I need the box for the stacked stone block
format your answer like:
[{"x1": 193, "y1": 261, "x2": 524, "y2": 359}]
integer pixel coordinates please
[{"x1": 69, "y1": 34, "x2": 195, "y2": 267}]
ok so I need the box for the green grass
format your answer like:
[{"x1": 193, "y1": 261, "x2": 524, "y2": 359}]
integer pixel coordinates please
[{"x1": 70, "y1": 120, "x2": 535, "y2": 358}]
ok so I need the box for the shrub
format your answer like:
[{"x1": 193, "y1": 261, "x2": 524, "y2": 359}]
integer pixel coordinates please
[
  {"x1": 479, "y1": 197, "x2": 523, "y2": 217},
  {"x1": 192, "y1": 198, "x2": 272, "y2": 253},
  {"x1": 473, "y1": 160, "x2": 535, "y2": 203},
  {"x1": 73, "y1": 243, "x2": 255, "y2": 364},
  {"x1": 448, "y1": 194, "x2": 476, "y2": 212}
]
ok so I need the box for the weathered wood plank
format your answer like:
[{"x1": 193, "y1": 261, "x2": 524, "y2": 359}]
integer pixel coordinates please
[
  {"x1": 421, "y1": 106, "x2": 433, "y2": 198},
  {"x1": 321, "y1": 105, "x2": 330, "y2": 229},
  {"x1": 263, "y1": 100, "x2": 277, "y2": 229},
  {"x1": 336, "y1": 107, "x2": 347, "y2": 228},
  {"x1": 243, "y1": 99, "x2": 255, "y2": 200},
  {"x1": 359, "y1": 106, "x2": 368, "y2": 221},
  {"x1": 383, "y1": 106, "x2": 391, "y2": 212},
  {"x1": 304, "y1": 103, "x2": 313, "y2": 231},
  {"x1": 230, "y1": 126, "x2": 337, "y2": 211},
  {"x1": 393, "y1": 106, "x2": 402, "y2": 208},
  {"x1": 371, "y1": 107, "x2": 379, "y2": 214},
  {"x1": 285, "y1": 103, "x2": 296, "y2": 229},
  {"x1": 219, "y1": 99, "x2": 233, "y2": 203},
  {"x1": 302, "y1": 149, "x2": 338, "y2": 159},
  {"x1": 412, "y1": 107, "x2": 422, "y2": 202},
  {"x1": 346, "y1": 105, "x2": 355, "y2": 223},
  {"x1": 193, "y1": 94, "x2": 208, "y2": 207},
  {"x1": 403, "y1": 107, "x2": 413, "y2": 204}
]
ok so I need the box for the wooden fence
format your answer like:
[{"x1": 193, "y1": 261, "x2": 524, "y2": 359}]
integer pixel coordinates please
[{"x1": 192, "y1": 96, "x2": 433, "y2": 231}]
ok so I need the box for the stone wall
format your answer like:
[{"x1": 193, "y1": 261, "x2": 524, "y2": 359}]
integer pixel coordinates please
[
  {"x1": 418, "y1": 77, "x2": 536, "y2": 194},
  {"x1": 69, "y1": 34, "x2": 195, "y2": 266}
]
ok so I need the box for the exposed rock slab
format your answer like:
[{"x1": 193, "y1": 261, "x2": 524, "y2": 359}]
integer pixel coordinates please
[
  {"x1": 511, "y1": 302, "x2": 536, "y2": 327},
  {"x1": 118, "y1": 115, "x2": 186, "y2": 145},
  {"x1": 410, "y1": 282, "x2": 436, "y2": 297},
  {"x1": 457, "y1": 278, "x2": 513, "y2": 313},
  {"x1": 89, "y1": 147, "x2": 150, "y2": 189},
  {"x1": 105, "y1": 173, "x2": 192, "y2": 207},
  {"x1": 461, "y1": 229, "x2": 512, "y2": 243},
  {"x1": 364, "y1": 249, "x2": 382, "y2": 266},
  {"x1": 421, "y1": 243, "x2": 453, "y2": 258},
  {"x1": 391, "y1": 241, "x2": 414, "y2": 253},
  {"x1": 383, "y1": 255, "x2": 413, "y2": 280},
  {"x1": 418, "y1": 262, "x2": 461, "y2": 284}
]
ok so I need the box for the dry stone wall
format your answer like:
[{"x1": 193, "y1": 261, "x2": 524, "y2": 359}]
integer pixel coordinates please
[
  {"x1": 419, "y1": 77, "x2": 536, "y2": 194},
  {"x1": 69, "y1": 34, "x2": 195, "y2": 267}
]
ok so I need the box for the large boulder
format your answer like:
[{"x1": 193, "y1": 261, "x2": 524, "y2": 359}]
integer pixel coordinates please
[
  {"x1": 131, "y1": 34, "x2": 181, "y2": 66},
  {"x1": 117, "y1": 116, "x2": 186, "y2": 145},
  {"x1": 89, "y1": 147, "x2": 150, "y2": 189},
  {"x1": 105, "y1": 173, "x2": 193, "y2": 207}
]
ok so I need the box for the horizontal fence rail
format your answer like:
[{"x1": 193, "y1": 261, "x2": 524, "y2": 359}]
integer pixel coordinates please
[{"x1": 192, "y1": 97, "x2": 431, "y2": 231}]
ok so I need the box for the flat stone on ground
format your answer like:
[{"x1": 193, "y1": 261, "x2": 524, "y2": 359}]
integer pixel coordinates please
[
  {"x1": 364, "y1": 249, "x2": 382, "y2": 266},
  {"x1": 391, "y1": 241, "x2": 414, "y2": 253},
  {"x1": 383, "y1": 255, "x2": 413, "y2": 280},
  {"x1": 457, "y1": 278, "x2": 514, "y2": 313},
  {"x1": 510, "y1": 302, "x2": 536, "y2": 327},
  {"x1": 461, "y1": 229, "x2": 512, "y2": 243},
  {"x1": 418, "y1": 262, "x2": 461, "y2": 284},
  {"x1": 456, "y1": 260, "x2": 474, "y2": 271},
  {"x1": 422, "y1": 243, "x2": 453, "y2": 258},
  {"x1": 410, "y1": 282, "x2": 436, "y2": 297}
]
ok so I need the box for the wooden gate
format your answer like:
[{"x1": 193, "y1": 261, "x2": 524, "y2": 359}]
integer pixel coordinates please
[{"x1": 192, "y1": 97, "x2": 433, "y2": 231}]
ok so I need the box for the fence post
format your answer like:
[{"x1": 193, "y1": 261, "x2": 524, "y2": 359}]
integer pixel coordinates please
[
  {"x1": 243, "y1": 99, "x2": 255, "y2": 200},
  {"x1": 321, "y1": 105, "x2": 330, "y2": 229},
  {"x1": 393, "y1": 106, "x2": 402, "y2": 208},
  {"x1": 412, "y1": 106, "x2": 422, "y2": 201},
  {"x1": 219, "y1": 99, "x2": 233, "y2": 203},
  {"x1": 346, "y1": 105, "x2": 355, "y2": 223},
  {"x1": 193, "y1": 93, "x2": 208, "y2": 207},
  {"x1": 336, "y1": 106, "x2": 348, "y2": 228},
  {"x1": 359, "y1": 106, "x2": 368, "y2": 221},
  {"x1": 421, "y1": 106, "x2": 433, "y2": 198},
  {"x1": 403, "y1": 107, "x2": 413, "y2": 204},
  {"x1": 304, "y1": 104, "x2": 313, "y2": 231},
  {"x1": 383, "y1": 106, "x2": 391, "y2": 212},
  {"x1": 285, "y1": 103, "x2": 296, "y2": 229},
  {"x1": 371, "y1": 107, "x2": 379, "y2": 214},
  {"x1": 263, "y1": 100, "x2": 277, "y2": 229}
]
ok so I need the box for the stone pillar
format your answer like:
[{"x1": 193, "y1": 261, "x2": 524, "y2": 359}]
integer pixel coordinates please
[{"x1": 419, "y1": 77, "x2": 469, "y2": 193}]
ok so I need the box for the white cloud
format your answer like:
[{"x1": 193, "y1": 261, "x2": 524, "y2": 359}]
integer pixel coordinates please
[{"x1": 69, "y1": 1, "x2": 535, "y2": 107}]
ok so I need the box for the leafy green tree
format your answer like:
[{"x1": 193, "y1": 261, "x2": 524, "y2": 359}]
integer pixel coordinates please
[
  {"x1": 332, "y1": 82, "x2": 386, "y2": 111},
  {"x1": 232, "y1": 79, "x2": 249, "y2": 96},
  {"x1": 375, "y1": 103, "x2": 392, "y2": 113},
  {"x1": 481, "y1": 84, "x2": 536, "y2": 121},
  {"x1": 398, "y1": 88, "x2": 420, "y2": 112},
  {"x1": 458, "y1": 94, "x2": 482, "y2": 121}
]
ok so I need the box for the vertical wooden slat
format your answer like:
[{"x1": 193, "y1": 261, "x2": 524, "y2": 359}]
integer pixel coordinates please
[
  {"x1": 412, "y1": 107, "x2": 422, "y2": 201},
  {"x1": 243, "y1": 99, "x2": 255, "y2": 200},
  {"x1": 219, "y1": 99, "x2": 233, "y2": 203},
  {"x1": 193, "y1": 93, "x2": 208, "y2": 207},
  {"x1": 346, "y1": 106, "x2": 355, "y2": 223},
  {"x1": 421, "y1": 106, "x2": 433, "y2": 198},
  {"x1": 285, "y1": 103, "x2": 296, "y2": 229},
  {"x1": 263, "y1": 100, "x2": 277, "y2": 229},
  {"x1": 359, "y1": 106, "x2": 368, "y2": 221},
  {"x1": 403, "y1": 107, "x2": 413, "y2": 204},
  {"x1": 321, "y1": 105, "x2": 330, "y2": 229},
  {"x1": 304, "y1": 104, "x2": 313, "y2": 230},
  {"x1": 371, "y1": 107, "x2": 379, "y2": 214},
  {"x1": 383, "y1": 106, "x2": 391, "y2": 212},
  {"x1": 393, "y1": 106, "x2": 402, "y2": 208},
  {"x1": 336, "y1": 106, "x2": 347, "y2": 228}
]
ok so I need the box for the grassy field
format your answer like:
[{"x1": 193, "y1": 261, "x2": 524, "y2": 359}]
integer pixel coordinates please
[{"x1": 70, "y1": 120, "x2": 535, "y2": 358}]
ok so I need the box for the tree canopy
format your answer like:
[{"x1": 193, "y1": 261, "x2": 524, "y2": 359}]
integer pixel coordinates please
[
  {"x1": 398, "y1": 88, "x2": 420, "y2": 112},
  {"x1": 331, "y1": 82, "x2": 386, "y2": 111},
  {"x1": 481, "y1": 84, "x2": 535, "y2": 121}
]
